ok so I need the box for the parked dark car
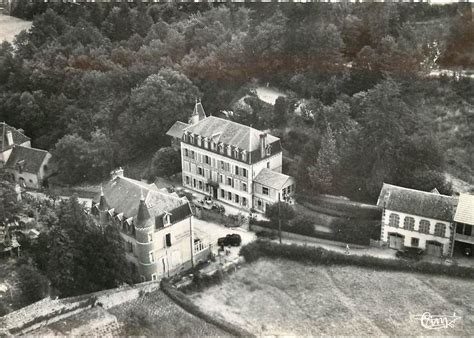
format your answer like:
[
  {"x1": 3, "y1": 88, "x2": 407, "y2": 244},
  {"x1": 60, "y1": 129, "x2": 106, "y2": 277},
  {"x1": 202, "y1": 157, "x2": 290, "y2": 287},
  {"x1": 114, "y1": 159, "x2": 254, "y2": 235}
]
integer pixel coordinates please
[
  {"x1": 217, "y1": 234, "x2": 242, "y2": 247},
  {"x1": 395, "y1": 247, "x2": 424, "y2": 261}
]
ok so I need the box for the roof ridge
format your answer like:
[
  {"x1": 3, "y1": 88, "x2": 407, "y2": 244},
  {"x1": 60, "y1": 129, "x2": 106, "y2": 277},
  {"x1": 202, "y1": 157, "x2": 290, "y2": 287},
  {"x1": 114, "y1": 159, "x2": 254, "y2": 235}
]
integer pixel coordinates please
[
  {"x1": 14, "y1": 145, "x2": 48, "y2": 153},
  {"x1": 382, "y1": 182, "x2": 453, "y2": 199}
]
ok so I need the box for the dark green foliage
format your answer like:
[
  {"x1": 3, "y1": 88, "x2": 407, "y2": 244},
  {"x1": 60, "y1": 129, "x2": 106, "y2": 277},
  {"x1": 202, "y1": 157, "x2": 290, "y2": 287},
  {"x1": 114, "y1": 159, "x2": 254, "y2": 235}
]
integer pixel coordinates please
[
  {"x1": 0, "y1": 170, "x2": 22, "y2": 221},
  {"x1": 17, "y1": 264, "x2": 50, "y2": 304},
  {"x1": 0, "y1": 3, "x2": 471, "y2": 195},
  {"x1": 239, "y1": 240, "x2": 474, "y2": 279},
  {"x1": 29, "y1": 196, "x2": 132, "y2": 297},
  {"x1": 149, "y1": 147, "x2": 181, "y2": 179},
  {"x1": 264, "y1": 202, "x2": 295, "y2": 227}
]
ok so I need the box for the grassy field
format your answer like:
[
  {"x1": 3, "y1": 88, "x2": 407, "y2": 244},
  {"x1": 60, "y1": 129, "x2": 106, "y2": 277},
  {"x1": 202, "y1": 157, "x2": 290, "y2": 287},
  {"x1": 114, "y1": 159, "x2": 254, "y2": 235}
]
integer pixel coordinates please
[
  {"x1": 191, "y1": 259, "x2": 473, "y2": 336},
  {"x1": 108, "y1": 289, "x2": 226, "y2": 336},
  {"x1": 0, "y1": 14, "x2": 31, "y2": 43}
]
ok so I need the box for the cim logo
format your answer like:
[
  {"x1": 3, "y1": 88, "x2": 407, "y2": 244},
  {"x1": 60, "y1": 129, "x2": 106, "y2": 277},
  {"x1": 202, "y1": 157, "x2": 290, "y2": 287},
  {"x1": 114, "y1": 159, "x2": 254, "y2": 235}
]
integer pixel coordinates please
[{"x1": 412, "y1": 312, "x2": 462, "y2": 330}]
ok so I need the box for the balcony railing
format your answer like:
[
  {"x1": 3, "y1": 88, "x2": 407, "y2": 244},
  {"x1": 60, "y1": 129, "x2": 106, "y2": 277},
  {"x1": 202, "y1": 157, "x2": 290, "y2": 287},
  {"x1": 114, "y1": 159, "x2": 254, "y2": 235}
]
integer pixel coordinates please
[{"x1": 455, "y1": 233, "x2": 474, "y2": 244}]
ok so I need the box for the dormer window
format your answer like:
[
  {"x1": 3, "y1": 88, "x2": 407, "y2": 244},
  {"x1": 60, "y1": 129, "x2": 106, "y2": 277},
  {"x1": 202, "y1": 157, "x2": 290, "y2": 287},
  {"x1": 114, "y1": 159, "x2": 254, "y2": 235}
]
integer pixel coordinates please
[
  {"x1": 197, "y1": 136, "x2": 202, "y2": 147},
  {"x1": 227, "y1": 145, "x2": 232, "y2": 156},
  {"x1": 183, "y1": 132, "x2": 188, "y2": 142},
  {"x1": 241, "y1": 150, "x2": 247, "y2": 162},
  {"x1": 204, "y1": 138, "x2": 209, "y2": 149},
  {"x1": 189, "y1": 134, "x2": 194, "y2": 144},
  {"x1": 218, "y1": 143, "x2": 224, "y2": 154},
  {"x1": 265, "y1": 144, "x2": 272, "y2": 156},
  {"x1": 233, "y1": 148, "x2": 239, "y2": 158},
  {"x1": 211, "y1": 141, "x2": 216, "y2": 150},
  {"x1": 163, "y1": 213, "x2": 171, "y2": 226}
]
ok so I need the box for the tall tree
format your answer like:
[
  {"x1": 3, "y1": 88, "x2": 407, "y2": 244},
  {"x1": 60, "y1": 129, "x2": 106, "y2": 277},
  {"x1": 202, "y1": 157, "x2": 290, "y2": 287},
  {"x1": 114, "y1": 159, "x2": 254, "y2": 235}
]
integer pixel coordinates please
[{"x1": 308, "y1": 125, "x2": 339, "y2": 193}]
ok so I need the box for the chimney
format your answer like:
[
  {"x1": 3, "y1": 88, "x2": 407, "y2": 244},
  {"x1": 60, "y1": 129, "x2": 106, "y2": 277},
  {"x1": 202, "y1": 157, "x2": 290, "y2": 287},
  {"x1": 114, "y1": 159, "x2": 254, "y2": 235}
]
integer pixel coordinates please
[
  {"x1": 136, "y1": 189, "x2": 150, "y2": 227},
  {"x1": 259, "y1": 133, "x2": 267, "y2": 158},
  {"x1": 6, "y1": 130, "x2": 13, "y2": 146},
  {"x1": 111, "y1": 167, "x2": 124, "y2": 180}
]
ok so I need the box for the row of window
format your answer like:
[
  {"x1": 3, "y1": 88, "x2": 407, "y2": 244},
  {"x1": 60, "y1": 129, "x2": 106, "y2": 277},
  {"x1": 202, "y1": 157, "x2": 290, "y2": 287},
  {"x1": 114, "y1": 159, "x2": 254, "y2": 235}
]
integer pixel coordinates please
[
  {"x1": 185, "y1": 172, "x2": 248, "y2": 193},
  {"x1": 183, "y1": 154, "x2": 249, "y2": 178},
  {"x1": 183, "y1": 133, "x2": 252, "y2": 161},
  {"x1": 388, "y1": 213, "x2": 447, "y2": 237},
  {"x1": 219, "y1": 188, "x2": 248, "y2": 206}
]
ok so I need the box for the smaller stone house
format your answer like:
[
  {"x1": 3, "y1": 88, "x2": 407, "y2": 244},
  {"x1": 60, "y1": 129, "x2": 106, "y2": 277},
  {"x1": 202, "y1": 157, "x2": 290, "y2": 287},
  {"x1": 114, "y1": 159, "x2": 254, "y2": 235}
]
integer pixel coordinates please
[
  {"x1": 92, "y1": 169, "x2": 210, "y2": 282},
  {"x1": 377, "y1": 183, "x2": 457, "y2": 257},
  {"x1": 252, "y1": 168, "x2": 295, "y2": 213},
  {"x1": 5, "y1": 146, "x2": 51, "y2": 189},
  {"x1": 1, "y1": 122, "x2": 52, "y2": 189}
]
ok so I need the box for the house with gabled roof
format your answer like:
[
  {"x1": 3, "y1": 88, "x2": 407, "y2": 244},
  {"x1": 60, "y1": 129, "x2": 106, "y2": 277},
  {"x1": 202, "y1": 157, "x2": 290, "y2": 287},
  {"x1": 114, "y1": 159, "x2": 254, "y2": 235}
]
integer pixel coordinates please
[
  {"x1": 167, "y1": 101, "x2": 295, "y2": 213},
  {"x1": 1, "y1": 122, "x2": 52, "y2": 189},
  {"x1": 92, "y1": 168, "x2": 210, "y2": 282},
  {"x1": 453, "y1": 194, "x2": 474, "y2": 255},
  {"x1": 377, "y1": 183, "x2": 458, "y2": 257}
]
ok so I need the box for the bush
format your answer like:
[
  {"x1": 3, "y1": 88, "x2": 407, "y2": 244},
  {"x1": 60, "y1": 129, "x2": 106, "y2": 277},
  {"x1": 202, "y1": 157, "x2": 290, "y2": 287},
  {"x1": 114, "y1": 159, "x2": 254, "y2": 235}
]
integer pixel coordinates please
[
  {"x1": 295, "y1": 193, "x2": 382, "y2": 220},
  {"x1": 239, "y1": 240, "x2": 474, "y2": 279},
  {"x1": 17, "y1": 265, "x2": 50, "y2": 305}
]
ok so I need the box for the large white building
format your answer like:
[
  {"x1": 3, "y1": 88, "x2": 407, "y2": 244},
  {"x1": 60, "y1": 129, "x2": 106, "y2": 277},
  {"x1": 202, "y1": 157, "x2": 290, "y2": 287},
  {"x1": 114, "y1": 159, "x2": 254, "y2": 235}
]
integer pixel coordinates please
[
  {"x1": 167, "y1": 102, "x2": 295, "y2": 213},
  {"x1": 377, "y1": 183, "x2": 457, "y2": 257}
]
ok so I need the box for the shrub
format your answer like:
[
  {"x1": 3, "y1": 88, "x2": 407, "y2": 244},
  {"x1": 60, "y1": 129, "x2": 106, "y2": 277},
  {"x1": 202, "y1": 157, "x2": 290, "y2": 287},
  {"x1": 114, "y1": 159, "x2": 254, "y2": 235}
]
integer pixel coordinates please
[
  {"x1": 295, "y1": 193, "x2": 382, "y2": 220},
  {"x1": 239, "y1": 240, "x2": 474, "y2": 279},
  {"x1": 17, "y1": 265, "x2": 50, "y2": 305}
]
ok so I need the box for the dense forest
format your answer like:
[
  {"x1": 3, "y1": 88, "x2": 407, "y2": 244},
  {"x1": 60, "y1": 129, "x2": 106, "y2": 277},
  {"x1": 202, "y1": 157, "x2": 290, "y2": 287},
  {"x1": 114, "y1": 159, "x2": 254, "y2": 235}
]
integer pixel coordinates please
[{"x1": 0, "y1": 2, "x2": 472, "y2": 202}]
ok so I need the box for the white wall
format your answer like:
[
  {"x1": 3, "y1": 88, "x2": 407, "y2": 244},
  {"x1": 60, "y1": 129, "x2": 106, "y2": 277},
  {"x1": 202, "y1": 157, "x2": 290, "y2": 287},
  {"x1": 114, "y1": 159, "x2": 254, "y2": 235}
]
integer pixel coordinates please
[{"x1": 381, "y1": 209, "x2": 453, "y2": 255}]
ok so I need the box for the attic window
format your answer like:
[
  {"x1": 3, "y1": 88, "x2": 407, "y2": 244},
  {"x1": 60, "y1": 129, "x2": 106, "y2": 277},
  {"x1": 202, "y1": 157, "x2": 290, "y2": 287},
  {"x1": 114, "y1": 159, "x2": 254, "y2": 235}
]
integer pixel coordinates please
[{"x1": 163, "y1": 213, "x2": 171, "y2": 226}]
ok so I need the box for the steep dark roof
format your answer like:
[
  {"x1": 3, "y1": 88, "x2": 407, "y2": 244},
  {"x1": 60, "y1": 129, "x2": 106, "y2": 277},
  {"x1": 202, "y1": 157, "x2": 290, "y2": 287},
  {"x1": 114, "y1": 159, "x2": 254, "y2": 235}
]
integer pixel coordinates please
[
  {"x1": 5, "y1": 146, "x2": 49, "y2": 174},
  {"x1": 183, "y1": 116, "x2": 279, "y2": 152},
  {"x1": 96, "y1": 176, "x2": 191, "y2": 229},
  {"x1": 166, "y1": 121, "x2": 190, "y2": 138},
  {"x1": 155, "y1": 203, "x2": 192, "y2": 230},
  {"x1": 192, "y1": 101, "x2": 206, "y2": 121},
  {"x1": 0, "y1": 122, "x2": 30, "y2": 152},
  {"x1": 254, "y1": 168, "x2": 292, "y2": 190},
  {"x1": 377, "y1": 183, "x2": 457, "y2": 222}
]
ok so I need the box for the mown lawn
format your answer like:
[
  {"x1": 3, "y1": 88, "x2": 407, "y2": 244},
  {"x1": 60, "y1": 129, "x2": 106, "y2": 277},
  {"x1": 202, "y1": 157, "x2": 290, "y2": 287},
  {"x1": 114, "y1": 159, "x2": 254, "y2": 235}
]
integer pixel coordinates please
[
  {"x1": 108, "y1": 289, "x2": 226, "y2": 336},
  {"x1": 190, "y1": 259, "x2": 473, "y2": 336},
  {"x1": 0, "y1": 14, "x2": 31, "y2": 43}
]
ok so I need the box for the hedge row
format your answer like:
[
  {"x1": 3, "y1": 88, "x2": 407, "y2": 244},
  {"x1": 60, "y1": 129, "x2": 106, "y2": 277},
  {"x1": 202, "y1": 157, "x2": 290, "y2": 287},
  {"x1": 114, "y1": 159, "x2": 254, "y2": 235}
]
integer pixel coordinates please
[
  {"x1": 252, "y1": 218, "x2": 380, "y2": 246},
  {"x1": 295, "y1": 193, "x2": 382, "y2": 220},
  {"x1": 239, "y1": 240, "x2": 474, "y2": 279},
  {"x1": 160, "y1": 279, "x2": 255, "y2": 337}
]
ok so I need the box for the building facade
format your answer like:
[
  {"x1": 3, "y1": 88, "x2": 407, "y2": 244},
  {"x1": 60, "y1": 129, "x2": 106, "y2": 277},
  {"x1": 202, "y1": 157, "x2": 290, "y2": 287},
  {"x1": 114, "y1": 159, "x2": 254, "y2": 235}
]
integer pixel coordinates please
[
  {"x1": 453, "y1": 194, "x2": 474, "y2": 255},
  {"x1": 1, "y1": 122, "x2": 51, "y2": 189},
  {"x1": 167, "y1": 102, "x2": 295, "y2": 213},
  {"x1": 377, "y1": 183, "x2": 457, "y2": 257},
  {"x1": 92, "y1": 169, "x2": 210, "y2": 281}
]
